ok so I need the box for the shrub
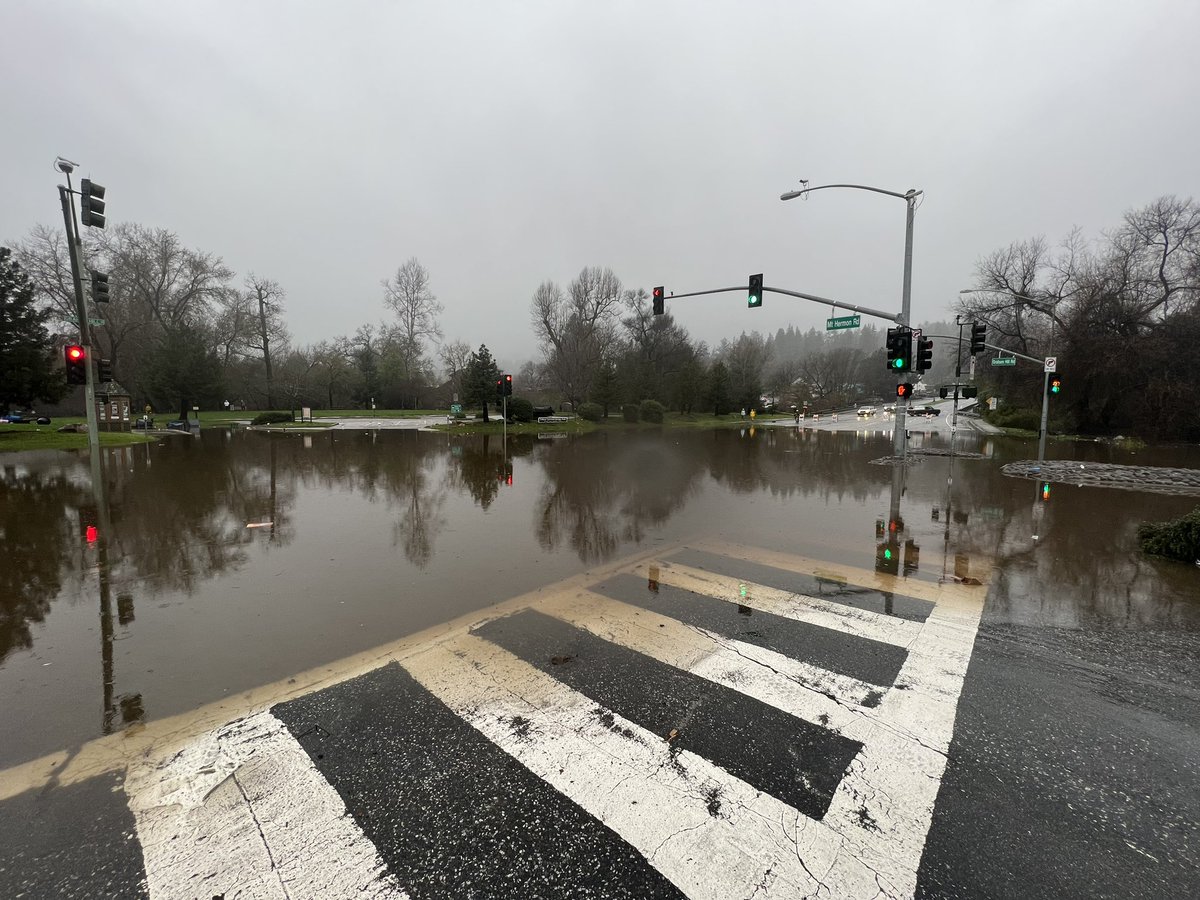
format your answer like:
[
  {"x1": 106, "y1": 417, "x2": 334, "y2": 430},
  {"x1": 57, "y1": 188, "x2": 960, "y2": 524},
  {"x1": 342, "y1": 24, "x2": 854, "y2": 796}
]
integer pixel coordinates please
[
  {"x1": 578, "y1": 402, "x2": 604, "y2": 422},
  {"x1": 621, "y1": 403, "x2": 640, "y2": 423},
  {"x1": 506, "y1": 397, "x2": 534, "y2": 423},
  {"x1": 251, "y1": 411, "x2": 294, "y2": 425},
  {"x1": 1138, "y1": 506, "x2": 1200, "y2": 562},
  {"x1": 639, "y1": 399, "x2": 665, "y2": 423}
]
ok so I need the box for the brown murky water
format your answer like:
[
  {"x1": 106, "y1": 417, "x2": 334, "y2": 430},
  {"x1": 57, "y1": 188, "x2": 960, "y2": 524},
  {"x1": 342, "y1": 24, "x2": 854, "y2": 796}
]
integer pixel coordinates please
[{"x1": 3, "y1": 425, "x2": 1198, "y2": 766}]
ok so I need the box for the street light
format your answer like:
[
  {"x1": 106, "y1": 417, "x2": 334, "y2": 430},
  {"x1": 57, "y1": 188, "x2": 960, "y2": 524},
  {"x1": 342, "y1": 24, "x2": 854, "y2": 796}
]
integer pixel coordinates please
[{"x1": 782, "y1": 182, "x2": 922, "y2": 461}]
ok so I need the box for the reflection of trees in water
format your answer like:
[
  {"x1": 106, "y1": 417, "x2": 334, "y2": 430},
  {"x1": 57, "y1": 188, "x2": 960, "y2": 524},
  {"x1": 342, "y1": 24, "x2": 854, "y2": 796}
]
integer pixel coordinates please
[
  {"x1": 0, "y1": 467, "x2": 78, "y2": 661},
  {"x1": 533, "y1": 432, "x2": 705, "y2": 564},
  {"x1": 105, "y1": 433, "x2": 297, "y2": 594},
  {"x1": 281, "y1": 430, "x2": 450, "y2": 569},
  {"x1": 703, "y1": 428, "x2": 891, "y2": 503}
]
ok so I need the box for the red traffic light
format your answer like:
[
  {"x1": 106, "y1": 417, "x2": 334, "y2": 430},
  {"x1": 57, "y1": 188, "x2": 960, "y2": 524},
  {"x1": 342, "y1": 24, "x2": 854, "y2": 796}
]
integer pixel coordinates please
[
  {"x1": 66, "y1": 345, "x2": 86, "y2": 361},
  {"x1": 652, "y1": 285, "x2": 665, "y2": 316},
  {"x1": 85, "y1": 524, "x2": 98, "y2": 544}
]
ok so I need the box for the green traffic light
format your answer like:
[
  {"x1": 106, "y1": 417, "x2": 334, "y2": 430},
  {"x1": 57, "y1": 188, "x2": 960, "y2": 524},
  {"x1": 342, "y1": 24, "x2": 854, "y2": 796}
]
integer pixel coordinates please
[
  {"x1": 892, "y1": 358, "x2": 906, "y2": 369},
  {"x1": 748, "y1": 295, "x2": 760, "y2": 307}
]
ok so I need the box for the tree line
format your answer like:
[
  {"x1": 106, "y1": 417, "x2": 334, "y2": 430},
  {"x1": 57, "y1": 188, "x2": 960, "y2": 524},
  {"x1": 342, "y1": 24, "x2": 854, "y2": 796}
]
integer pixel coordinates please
[
  {"x1": 957, "y1": 195, "x2": 1200, "y2": 440},
  {"x1": 7, "y1": 194, "x2": 1194, "y2": 437}
]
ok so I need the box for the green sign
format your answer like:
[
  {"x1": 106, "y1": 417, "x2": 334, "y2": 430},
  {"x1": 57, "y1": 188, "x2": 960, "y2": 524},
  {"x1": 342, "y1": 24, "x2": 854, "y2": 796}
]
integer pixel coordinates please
[
  {"x1": 826, "y1": 314, "x2": 861, "y2": 331},
  {"x1": 450, "y1": 403, "x2": 463, "y2": 414},
  {"x1": 991, "y1": 356, "x2": 1016, "y2": 367},
  {"x1": 88, "y1": 317, "x2": 105, "y2": 327}
]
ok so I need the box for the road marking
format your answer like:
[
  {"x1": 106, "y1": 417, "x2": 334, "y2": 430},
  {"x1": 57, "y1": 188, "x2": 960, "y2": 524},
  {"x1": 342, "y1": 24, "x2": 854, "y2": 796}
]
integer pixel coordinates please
[
  {"x1": 125, "y1": 711, "x2": 406, "y2": 900},
  {"x1": 5, "y1": 541, "x2": 988, "y2": 899},
  {"x1": 654, "y1": 560, "x2": 923, "y2": 648},
  {"x1": 404, "y1": 634, "x2": 889, "y2": 899}
]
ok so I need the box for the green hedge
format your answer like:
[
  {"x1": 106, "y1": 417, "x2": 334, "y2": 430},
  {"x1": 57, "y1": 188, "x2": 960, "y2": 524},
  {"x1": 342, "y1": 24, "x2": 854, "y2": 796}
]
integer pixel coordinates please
[
  {"x1": 1138, "y1": 506, "x2": 1200, "y2": 562},
  {"x1": 621, "y1": 403, "x2": 640, "y2": 423},
  {"x1": 507, "y1": 397, "x2": 534, "y2": 423},
  {"x1": 578, "y1": 402, "x2": 604, "y2": 422},
  {"x1": 639, "y1": 399, "x2": 665, "y2": 423},
  {"x1": 251, "y1": 411, "x2": 294, "y2": 425}
]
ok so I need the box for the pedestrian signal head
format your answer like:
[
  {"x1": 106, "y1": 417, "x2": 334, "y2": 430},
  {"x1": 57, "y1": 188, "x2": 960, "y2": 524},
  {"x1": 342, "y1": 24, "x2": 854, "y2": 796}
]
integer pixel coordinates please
[
  {"x1": 1049, "y1": 376, "x2": 1062, "y2": 395},
  {"x1": 896, "y1": 382, "x2": 914, "y2": 399}
]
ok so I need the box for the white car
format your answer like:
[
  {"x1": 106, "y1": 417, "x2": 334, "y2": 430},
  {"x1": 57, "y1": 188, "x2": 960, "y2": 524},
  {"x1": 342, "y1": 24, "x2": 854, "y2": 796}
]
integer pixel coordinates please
[{"x1": 856, "y1": 406, "x2": 876, "y2": 417}]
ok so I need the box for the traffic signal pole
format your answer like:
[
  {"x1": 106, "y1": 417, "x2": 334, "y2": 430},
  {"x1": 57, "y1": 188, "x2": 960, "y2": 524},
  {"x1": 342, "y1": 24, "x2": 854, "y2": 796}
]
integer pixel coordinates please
[{"x1": 58, "y1": 184, "x2": 102, "y2": 462}]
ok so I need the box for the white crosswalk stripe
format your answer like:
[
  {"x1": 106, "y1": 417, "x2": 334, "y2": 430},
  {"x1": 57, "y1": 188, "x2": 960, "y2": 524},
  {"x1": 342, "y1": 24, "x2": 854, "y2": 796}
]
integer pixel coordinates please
[{"x1": 110, "y1": 545, "x2": 985, "y2": 900}]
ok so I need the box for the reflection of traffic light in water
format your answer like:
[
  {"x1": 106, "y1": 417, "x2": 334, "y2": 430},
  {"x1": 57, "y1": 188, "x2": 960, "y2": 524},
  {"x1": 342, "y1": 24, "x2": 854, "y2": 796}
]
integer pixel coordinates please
[{"x1": 875, "y1": 517, "x2": 918, "y2": 576}]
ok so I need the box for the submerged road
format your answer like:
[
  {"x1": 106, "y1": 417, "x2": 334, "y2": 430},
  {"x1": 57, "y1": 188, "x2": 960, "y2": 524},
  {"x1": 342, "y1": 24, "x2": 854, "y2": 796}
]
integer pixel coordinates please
[{"x1": 1, "y1": 540, "x2": 1195, "y2": 898}]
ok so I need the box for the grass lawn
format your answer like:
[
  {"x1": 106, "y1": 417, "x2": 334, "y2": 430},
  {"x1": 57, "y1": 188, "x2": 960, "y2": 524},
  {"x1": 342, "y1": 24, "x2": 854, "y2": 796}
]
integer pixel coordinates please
[
  {"x1": 199, "y1": 408, "x2": 443, "y2": 424},
  {"x1": 0, "y1": 424, "x2": 154, "y2": 452}
]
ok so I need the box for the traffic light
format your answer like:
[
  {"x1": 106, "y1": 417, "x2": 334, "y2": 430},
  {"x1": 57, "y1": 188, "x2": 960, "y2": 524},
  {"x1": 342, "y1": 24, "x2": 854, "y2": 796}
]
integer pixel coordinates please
[
  {"x1": 65, "y1": 345, "x2": 87, "y2": 384},
  {"x1": 962, "y1": 386, "x2": 978, "y2": 399},
  {"x1": 652, "y1": 286, "x2": 664, "y2": 316},
  {"x1": 939, "y1": 386, "x2": 949, "y2": 400},
  {"x1": 1049, "y1": 375, "x2": 1062, "y2": 395},
  {"x1": 747, "y1": 273, "x2": 763, "y2": 308},
  {"x1": 503, "y1": 373, "x2": 513, "y2": 396},
  {"x1": 896, "y1": 382, "x2": 914, "y2": 399},
  {"x1": 80, "y1": 179, "x2": 106, "y2": 228},
  {"x1": 495, "y1": 377, "x2": 504, "y2": 397},
  {"x1": 99, "y1": 358, "x2": 114, "y2": 382},
  {"x1": 79, "y1": 505, "x2": 99, "y2": 543},
  {"x1": 1041, "y1": 482, "x2": 1051, "y2": 502},
  {"x1": 90, "y1": 270, "x2": 110, "y2": 303},
  {"x1": 886, "y1": 326, "x2": 912, "y2": 371},
  {"x1": 969, "y1": 321, "x2": 987, "y2": 355},
  {"x1": 915, "y1": 337, "x2": 933, "y2": 372}
]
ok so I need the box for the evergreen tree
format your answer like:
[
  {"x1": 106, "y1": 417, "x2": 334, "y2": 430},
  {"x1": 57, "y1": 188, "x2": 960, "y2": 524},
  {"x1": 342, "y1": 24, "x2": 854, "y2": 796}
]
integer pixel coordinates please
[
  {"x1": 0, "y1": 247, "x2": 66, "y2": 412},
  {"x1": 461, "y1": 344, "x2": 502, "y2": 421},
  {"x1": 706, "y1": 361, "x2": 733, "y2": 415}
]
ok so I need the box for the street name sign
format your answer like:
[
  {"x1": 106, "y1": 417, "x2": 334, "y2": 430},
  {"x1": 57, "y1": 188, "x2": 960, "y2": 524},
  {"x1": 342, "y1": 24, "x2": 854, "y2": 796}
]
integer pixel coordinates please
[
  {"x1": 991, "y1": 356, "x2": 1016, "y2": 367},
  {"x1": 826, "y1": 314, "x2": 861, "y2": 331}
]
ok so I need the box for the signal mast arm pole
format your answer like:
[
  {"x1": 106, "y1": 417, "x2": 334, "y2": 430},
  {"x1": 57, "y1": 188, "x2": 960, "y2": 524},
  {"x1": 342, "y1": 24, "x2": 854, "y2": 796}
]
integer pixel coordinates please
[{"x1": 781, "y1": 183, "x2": 922, "y2": 460}]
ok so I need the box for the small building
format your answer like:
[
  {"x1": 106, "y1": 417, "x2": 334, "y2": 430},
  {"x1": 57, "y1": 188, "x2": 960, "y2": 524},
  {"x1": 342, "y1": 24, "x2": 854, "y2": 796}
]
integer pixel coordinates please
[{"x1": 95, "y1": 382, "x2": 133, "y2": 432}]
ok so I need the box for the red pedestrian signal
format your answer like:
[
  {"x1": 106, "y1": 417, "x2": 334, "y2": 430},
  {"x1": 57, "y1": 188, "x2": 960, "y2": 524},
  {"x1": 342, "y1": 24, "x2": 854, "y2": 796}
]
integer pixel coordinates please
[{"x1": 896, "y1": 382, "x2": 914, "y2": 399}]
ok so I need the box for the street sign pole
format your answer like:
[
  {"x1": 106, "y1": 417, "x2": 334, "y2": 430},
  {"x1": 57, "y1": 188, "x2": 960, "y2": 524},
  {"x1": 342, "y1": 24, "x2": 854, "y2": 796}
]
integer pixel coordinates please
[{"x1": 1037, "y1": 358, "x2": 1055, "y2": 467}]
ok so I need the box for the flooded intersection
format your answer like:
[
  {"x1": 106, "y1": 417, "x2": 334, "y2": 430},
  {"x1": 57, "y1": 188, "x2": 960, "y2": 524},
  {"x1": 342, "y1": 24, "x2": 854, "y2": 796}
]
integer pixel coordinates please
[{"x1": 1, "y1": 425, "x2": 1197, "y2": 898}]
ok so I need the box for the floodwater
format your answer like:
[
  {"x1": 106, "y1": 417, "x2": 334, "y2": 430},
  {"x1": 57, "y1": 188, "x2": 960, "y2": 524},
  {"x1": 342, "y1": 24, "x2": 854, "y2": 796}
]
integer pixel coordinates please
[{"x1": 2, "y1": 425, "x2": 1199, "y2": 767}]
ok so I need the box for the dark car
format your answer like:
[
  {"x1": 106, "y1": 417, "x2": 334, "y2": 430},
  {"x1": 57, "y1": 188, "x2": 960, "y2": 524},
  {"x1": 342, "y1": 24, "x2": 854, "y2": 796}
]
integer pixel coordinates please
[{"x1": 911, "y1": 406, "x2": 941, "y2": 417}]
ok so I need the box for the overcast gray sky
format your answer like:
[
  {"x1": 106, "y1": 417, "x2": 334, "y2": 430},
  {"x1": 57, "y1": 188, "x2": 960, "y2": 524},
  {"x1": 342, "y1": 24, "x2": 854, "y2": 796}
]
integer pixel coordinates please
[{"x1": 5, "y1": 0, "x2": 1198, "y2": 370}]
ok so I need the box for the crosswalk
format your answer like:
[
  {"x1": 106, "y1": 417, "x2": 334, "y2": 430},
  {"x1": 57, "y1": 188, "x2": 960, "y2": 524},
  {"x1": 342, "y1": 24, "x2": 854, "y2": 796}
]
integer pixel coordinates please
[{"x1": 2, "y1": 541, "x2": 987, "y2": 899}]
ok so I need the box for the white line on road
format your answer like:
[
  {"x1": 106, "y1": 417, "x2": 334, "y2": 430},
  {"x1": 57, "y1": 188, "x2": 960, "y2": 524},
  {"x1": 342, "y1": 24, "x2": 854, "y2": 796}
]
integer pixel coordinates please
[
  {"x1": 126, "y1": 711, "x2": 406, "y2": 900},
  {"x1": 402, "y1": 634, "x2": 892, "y2": 900},
  {"x1": 653, "y1": 561, "x2": 923, "y2": 648}
]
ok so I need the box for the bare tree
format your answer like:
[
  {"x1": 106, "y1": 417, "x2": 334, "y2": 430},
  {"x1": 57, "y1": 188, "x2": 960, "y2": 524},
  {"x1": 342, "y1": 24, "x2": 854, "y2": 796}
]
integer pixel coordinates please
[
  {"x1": 382, "y1": 258, "x2": 444, "y2": 406},
  {"x1": 530, "y1": 266, "x2": 623, "y2": 408},
  {"x1": 438, "y1": 338, "x2": 472, "y2": 400},
  {"x1": 244, "y1": 275, "x2": 289, "y2": 408}
]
